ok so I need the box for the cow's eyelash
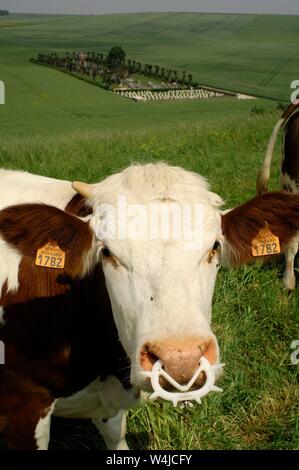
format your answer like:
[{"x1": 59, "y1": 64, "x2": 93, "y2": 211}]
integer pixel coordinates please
[
  {"x1": 207, "y1": 241, "x2": 221, "y2": 264},
  {"x1": 101, "y1": 247, "x2": 111, "y2": 257},
  {"x1": 212, "y1": 241, "x2": 221, "y2": 251},
  {"x1": 100, "y1": 246, "x2": 120, "y2": 268}
]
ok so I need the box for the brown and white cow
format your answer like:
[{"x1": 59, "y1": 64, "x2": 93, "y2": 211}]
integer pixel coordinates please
[
  {"x1": 1, "y1": 164, "x2": 299, "y2": 450},
  {"x1": 256, "y1": 102, "x2": 299, "y2": 289},
  {"x1": 0, "y1": 203, "x2": 138, "y2": 450}
]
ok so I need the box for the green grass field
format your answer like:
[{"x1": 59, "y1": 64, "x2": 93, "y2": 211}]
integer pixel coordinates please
[
  {"x1": 1, "y1": 12, "x2": 299, "y2": 138},
  {"x1": 0, "y1": 12, "x2": 298, "y2": 450}
]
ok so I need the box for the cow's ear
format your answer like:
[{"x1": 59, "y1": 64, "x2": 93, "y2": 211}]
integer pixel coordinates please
[
  {"x1": 72, "y1": 181, "x2": 93, "y2": 198},
  {"x1": 220, "y1": 192, "x2": 299, "y2": 267}
]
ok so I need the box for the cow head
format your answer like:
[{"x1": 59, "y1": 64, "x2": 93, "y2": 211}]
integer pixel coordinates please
[{"x1": 73, "y1": 164, "x2": 299, "y2": 392}]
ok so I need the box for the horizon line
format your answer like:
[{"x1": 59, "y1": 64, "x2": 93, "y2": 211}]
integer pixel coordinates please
[{"x1": 5, "y1": 10, "x2": 299, "y2": 17}]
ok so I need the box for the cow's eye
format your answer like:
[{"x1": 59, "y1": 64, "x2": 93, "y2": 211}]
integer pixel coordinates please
[
  {"x1": 212, "y1": 241, "x2": 221, "y2": 251},
  {"x1": 208, "y1": 240, "x2": 221, "y2": 264},
  {"x1": 101, "y1": 247, "x2": 111, "y2": 258}
]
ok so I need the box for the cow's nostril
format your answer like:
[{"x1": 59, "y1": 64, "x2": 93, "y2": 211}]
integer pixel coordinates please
[{"x1": 140, "y1": 345, "x2": 159, "y2": 371}]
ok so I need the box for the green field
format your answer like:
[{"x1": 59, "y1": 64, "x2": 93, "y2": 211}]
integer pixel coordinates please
[
  {"x1": 0, "y1": 12, "x2": 298, "y2": 450},
  {"x1": 1, "y1": 12, "x2": 299, "y2": 138}
]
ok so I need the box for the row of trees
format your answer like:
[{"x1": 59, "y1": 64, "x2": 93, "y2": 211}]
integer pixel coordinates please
[
  {"x1": 0, "y1": 10, "x2": 9, "y2": 15},
  {"x1": 34, "y1": 46, "x2": 196, "y2": 88},
  {"x1": 126, "y1": 60, "x2": 193, "y2": 86}
]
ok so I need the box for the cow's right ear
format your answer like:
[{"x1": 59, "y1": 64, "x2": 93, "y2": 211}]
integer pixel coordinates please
[{"x1": 220, "y1": 192, "x2": 299, "y2": 267}]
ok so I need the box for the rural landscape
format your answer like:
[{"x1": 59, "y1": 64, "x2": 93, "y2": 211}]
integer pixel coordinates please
[{"x1": 0, "y1": 10, "x2": 299, "y2": 451}]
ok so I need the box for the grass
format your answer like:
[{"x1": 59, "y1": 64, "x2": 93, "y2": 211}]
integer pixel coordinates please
[
  {"x1": 0, "y1": 11, "x2": 298, "y2": 450},
  {"x1": 1, "y1": 111, "x2": 298, "y2": 450},
  {"x1": 1, "y1": 12, "x2": 299, "y2": 102},
  {"x1": 1, "y1": 12, "x2": 298, "y2": 139}
]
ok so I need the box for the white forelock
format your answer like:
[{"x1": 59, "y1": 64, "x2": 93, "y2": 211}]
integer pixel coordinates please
[{"x1": 90, "y1": 163, "x2": 224, "y2": 207}]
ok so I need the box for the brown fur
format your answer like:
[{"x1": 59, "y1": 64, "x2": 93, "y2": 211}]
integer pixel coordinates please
[
  {"x1": 281, "y1": 101, "x2": 299, "y2": 122},
  {"x1": 221, "y1": 192, "x2": 299, "y2": 266},
  {"x1": 0, "y1": 203, "x2": 130, "y2": 449},
  {"x1": 65, "y1": 193, "x2": 93, "y2": 217},
  {"x1": 282, "y1": 111, "x2": 299, "y2": 185},
  {"x1": 0, "y1": 203, "x2": 93, "y2": 287},
  {"x1": 256, "y1": 102, "x2": 299, "y2": 195},
  {"x1": 0, "y1": 370, "x2": 54, "y2": 449}
]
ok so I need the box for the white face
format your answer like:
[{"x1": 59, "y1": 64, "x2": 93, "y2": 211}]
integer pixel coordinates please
[
  {"x1": 81, "y1": 163, "x2": 225, "y2": 391},
  {"x1": 96, "y1": 206, "x2": 222, "y2": 389}
]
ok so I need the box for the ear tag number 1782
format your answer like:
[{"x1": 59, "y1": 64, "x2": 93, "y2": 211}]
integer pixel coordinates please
[
  {"x1": 35, "y1": 242, "x2": 65, "y2": 269},
  {"x1": 251, "y1": 225, "x2": 280, "y2": 257}
]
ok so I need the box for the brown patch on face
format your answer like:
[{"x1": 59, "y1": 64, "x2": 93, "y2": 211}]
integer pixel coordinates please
[{"x1": 221, "y1": 191, "x2": 299, "y2": 266}]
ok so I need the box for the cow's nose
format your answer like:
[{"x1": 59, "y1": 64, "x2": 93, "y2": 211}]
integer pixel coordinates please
[{"x1": 140, "y1": 337, "x2": 218, "y2": 388}]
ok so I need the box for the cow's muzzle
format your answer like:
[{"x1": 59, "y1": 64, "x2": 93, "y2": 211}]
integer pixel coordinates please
[{"x1": 140, "y1": 336, "x2": 219, "y2": 390}]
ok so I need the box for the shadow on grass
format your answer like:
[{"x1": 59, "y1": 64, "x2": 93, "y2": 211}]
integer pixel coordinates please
[
  {"x1": 49, "y1": 417, "x2": 106, "y2": 450},
  {"x1": 49, "y1": 417, "x2": 150, "y2": 450},
  {"x1": 127, "y1": 431, "x2": 151, "y2": 450}
]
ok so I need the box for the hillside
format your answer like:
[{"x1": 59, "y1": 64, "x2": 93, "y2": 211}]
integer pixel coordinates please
[
  {"x1": 1, "y1": 13, "x2": 298, "y2": 138},
  {"x1": 1, "y1": 12, "x2": 299, "y2": 100}
]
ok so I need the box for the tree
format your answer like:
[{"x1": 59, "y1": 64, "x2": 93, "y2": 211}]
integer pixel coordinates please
[
  {"x1": 165, "y1": 69, "x2": 172, "y2": 82},
  {"x1": 106, "y1": 46, "x2": 126, "y2": 69},
  {"x1": 0, "y1": 10, "x2": 9, "y2": 15},
  {"x1": 154, "y1": 65, "x2": 160, "y2": 77}
]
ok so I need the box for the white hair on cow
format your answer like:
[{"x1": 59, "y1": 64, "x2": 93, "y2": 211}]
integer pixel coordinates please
[
  {"x1": 90, "y1": 163, "x2": 224, "y2": 207},
  {"x1": 0, "y1": 238, "x2": 22, "y2": 298},
  {"x1": 0, "y1": 306, "x2": 6, "y2": 326}
]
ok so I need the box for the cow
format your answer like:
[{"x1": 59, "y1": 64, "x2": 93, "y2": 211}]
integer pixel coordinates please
[
  {"x1": 1, "y1": 164, "x2": 299, "y2": 450},
  {"x1": 256, "y1": 101, "x2": 299, "y2": 289}
]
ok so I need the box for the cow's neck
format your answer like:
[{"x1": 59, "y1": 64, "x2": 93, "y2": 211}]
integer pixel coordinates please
[{"x1": 0, "y1": 264, "x2": 131, "y2": 396}]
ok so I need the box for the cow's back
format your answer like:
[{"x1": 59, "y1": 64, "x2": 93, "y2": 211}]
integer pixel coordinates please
[{"x1": 0, "y1": 169, "x2": 75, "y2": 210}]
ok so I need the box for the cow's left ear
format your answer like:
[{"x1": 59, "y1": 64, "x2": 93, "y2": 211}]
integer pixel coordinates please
[
  {"x1": 72, "y1": 181, "x2": 93, "y2": 198},
  {"x1": 220, "y1": 192, "x2": 299, "y2": 267}
]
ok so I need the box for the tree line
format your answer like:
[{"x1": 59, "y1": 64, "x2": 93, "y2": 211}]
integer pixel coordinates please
[
  {"x1": 33, "y1": 46, "x2": 197, "y2": 88},
  {"x1": 0, "y1": 10, "x2": 9, "y2": 15}
]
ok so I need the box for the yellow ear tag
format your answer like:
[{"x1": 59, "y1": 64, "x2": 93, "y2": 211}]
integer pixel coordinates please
[
  {"x1": 35, "y1": 242, "x2": 65, "y2": 269},
  {"x1": 251, "y1": 224, "x2": 280, "y2": 257}
]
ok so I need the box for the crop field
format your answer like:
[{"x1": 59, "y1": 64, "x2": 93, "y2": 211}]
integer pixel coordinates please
[{"x1": 0, "y1": 12, "x2": 299, "y2": 450}]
